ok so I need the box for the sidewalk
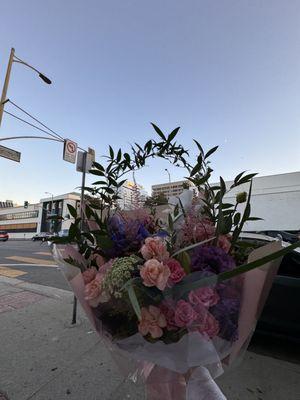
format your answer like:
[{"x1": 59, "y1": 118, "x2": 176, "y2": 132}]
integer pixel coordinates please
[{"x1": 0, "y1": 276, "x2": 299, "y2": 400}]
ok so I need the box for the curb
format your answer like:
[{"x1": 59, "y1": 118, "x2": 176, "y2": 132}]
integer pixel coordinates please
[{"x1": 0, "y1": 276, "x2": 72, "y2": 300}]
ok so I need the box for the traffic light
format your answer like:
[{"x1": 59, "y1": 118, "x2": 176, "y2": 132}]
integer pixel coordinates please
[{"x1": 24, "y1": 201, "x2": 29, "y2": 209}]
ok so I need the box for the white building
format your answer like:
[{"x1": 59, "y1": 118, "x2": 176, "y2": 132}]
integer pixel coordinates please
[
  {"x1": 117, "y1": 181, "x2": 148, "y2": 210},
  {"x1": 152, "y1": 180, "x2": 196, "y2": 199},
  {"x1": 0, "y1": 192, "x2": 81, "y2": 239},
  {"x1": 222, "y1": 171, "x2": 300, "y2": 232}
]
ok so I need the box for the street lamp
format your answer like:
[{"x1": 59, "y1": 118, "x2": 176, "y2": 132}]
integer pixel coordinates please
[
  {"x1": 0, "y1": 47, "x2": 52, "y2": 127},
  {"x1": 165, "y1": 168, "x2": 171, "y2": 183}
]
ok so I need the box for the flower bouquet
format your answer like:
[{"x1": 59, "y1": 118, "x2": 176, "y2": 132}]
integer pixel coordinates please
[{"x1": 53, "y1": 124, "x2": 300, "y2": 400}]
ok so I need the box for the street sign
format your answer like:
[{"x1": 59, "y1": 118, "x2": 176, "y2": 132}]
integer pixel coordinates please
[
  {"x1": 76, "y1": 150, "x2": 95, "y2": 173},
  {"x1": 63, "y1": 139, "x2": 77, "y2": 163},
  {"x1": 0, "y1": 144, "x2": 21, "y2": 162}
]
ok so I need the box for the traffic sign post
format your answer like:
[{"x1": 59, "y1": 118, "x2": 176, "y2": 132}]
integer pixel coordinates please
[
  {"x1": 0, "y1": 144, "x2": 21, "y2": 162},
  {"x1": 63, "y1": 139, "x2": 77, "y2": 163}
]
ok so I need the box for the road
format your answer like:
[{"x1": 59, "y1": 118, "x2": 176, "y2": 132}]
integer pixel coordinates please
[
  {"x1": 0, "y1": 240, "x2": 69, "y2": 290},
  {"x1": 0, "y1": 240, "x2": 299, "y2": 365}
]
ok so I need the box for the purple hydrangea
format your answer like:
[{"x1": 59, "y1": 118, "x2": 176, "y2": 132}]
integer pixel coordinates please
[
  {"x1": 107, "y1": 215, "x2": 149, "y2": 257},
  {"x1": 191, "y1": 246, "x2": 236, "y2": 274}
]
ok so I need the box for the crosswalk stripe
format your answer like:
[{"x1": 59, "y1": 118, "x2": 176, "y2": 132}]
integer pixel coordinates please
[
  {"x1": 5, "y1": 256, "x2": 56, "y2": 266},
  {"x1": 0, "y1": 266, "x2": 27, "y2": 278}
]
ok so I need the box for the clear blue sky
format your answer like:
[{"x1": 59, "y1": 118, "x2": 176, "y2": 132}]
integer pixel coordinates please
[{"x1": 1, "y1": 0, "x2": 300, "y2": 204}]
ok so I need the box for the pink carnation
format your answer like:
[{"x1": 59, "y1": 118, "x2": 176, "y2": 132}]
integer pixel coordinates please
[
  {"x1": 188, "y1": 287, "x2": 219, "y2": 308},
  {"x1": 138, "y1": 305, "x2": 167, "y2": 339},
  {"x1": 141, "y1": 237, "x2": 169, "y2": 262},
  {"x1": 196, "y1": 312, "x2": 220, "y2": 339},
  {"x1": 140, "y1": 259, "x2": 170, "y2": 291},
  {"x1": 174, "y1": 300, "x2": 198, "y2": 327},
  {"x1": 82, "y1": 267, "x2": 97, "y2": 284},
  {"x1": 218, "y1": 235, "x2": 231, "y2": 253},
  {"x1": 160, "y1": 300, "x2": 177, "y2": 331},
  {"x1": 84, "y1": 273, "x2": 109, "y2": 307},
  {"x1": 166, "y1": 259, "x2": 186, "y2": 284}
]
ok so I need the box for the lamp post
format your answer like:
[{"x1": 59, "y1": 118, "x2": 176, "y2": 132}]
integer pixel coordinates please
[
  {"x1": 0, "y1": 47, "x2": 51, "y2": 128},
  {"x1": 165, "y1": 168, "x2": 171, "y2": 183}
]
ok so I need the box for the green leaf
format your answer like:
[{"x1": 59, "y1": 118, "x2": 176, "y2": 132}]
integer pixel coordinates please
[
  {"x1": 151, "y1": 123, "x2": 166, "y2": 140},
  {"x1": 220, "y1": 176, "x2": 226, "y2": 195},
  {"x1": 233, "y1": 171, "x2": 246, "y2": 185},
  {"x1": 193, "y1": 139, "x2": 204, "y2": 155},
  {"x1": 168, "y1": 127, "x2": 180, "y2": 142},
  {"x1": 176, "y1": 251, "x2": 191, "y2": 274},
  {"x1": 67, "y1": 204, "x2": 77, "y2": 219},
  {"x1": 109, "y1": 145, "x2": 114, "y2": 159},
  {"x1": 190, "y1": 163, "x2": 202, "y2": 177},
  {"x1": 237, "y1": 173, "x2": 258, "y2": 185},
  {"x1": 116, "y1": 149, "x2": 122, "y2": 162},
  {"x1": 204, "y1": 145, "x2": 218, "y2": 159},
  {"x1": 168, "y1": 214, "x2": 174, "y2": 231},
  {"x1": 126, "y1": 284, "x2": 142, "y2": 320},
  {"x1": 247, "y1": 217, "x2": 264, "y2": 221},
  {"x1": 90, "y1": 170, "x2": 105, "y2": 176},
  {"x1": 233, "y1": 212, "x2": 241, "y2": 225},
  {"x1": 172, "y1": 237, "x2": 216, "y2": 257},
  {"x1": 93, "y1": 162, "x2": 105, "y2": 171}
]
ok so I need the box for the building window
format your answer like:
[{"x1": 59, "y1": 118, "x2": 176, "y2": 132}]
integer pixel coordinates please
[{"x1": 0, "y1": 210, "x2": 39, "y2": 221}]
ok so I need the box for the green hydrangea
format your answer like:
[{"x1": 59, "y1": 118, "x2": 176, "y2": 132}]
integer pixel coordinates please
[{"x1": 103, "y1": 256, "x2": 137, "y2": 298}]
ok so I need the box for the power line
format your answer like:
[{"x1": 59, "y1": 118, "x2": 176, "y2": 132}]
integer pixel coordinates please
[
  {"x1": 3, "y1": 110, "x2": 64, "y2": 141},
  {"x1": 3, "y1": 100, "x2": 87, "y2": 152},
  {"x1": 7, "y1": 99, "x2": 64, "y2": 141}
]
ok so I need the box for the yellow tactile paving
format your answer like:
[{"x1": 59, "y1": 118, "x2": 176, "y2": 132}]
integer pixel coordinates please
[
  {"x1": 34, "y1": 252, "x2": 52, "y2": 256},
  {"x1": 5, "y1": 256, "x2": 55, "y2": 266},
  {"x1": 0, "y1": 266, "x2": 27, "y2": 278}
]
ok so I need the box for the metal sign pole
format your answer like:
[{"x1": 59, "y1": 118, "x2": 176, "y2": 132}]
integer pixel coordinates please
[{"x1": 71, "y1": 151, "x2": 87, "y2": 325}]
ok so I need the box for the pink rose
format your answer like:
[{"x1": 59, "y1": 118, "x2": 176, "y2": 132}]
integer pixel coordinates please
[
  {"x1": 140, "y1": 259, "x2": 170, "y2": 291},
  {"x1": 174, "y1": 300, "x2": 198, "y2": 327},
  {"x1": 166, "y1": 259, "x2": 186, "y2": 284},
  {"x1": 160, "y1": 300, "x2": 177, "y2": 331},
  {"x1": 141, "y1": 237, "x2": 169, "y2": 262},
  {"x1": 82, "y1": 267, "x2": 97, "y2": 284},
  {"x1": 188, "y1": 287, "x2": 219, "y2": 308},
  {"x1": 84, "y1": 273, "x2": 109, "y2": 307},
  {"x1": 138, "y1": 305, "x2": 167, "y2": 339},
  {"x1": 196, "y1": 312, "x2": 220, "y2": 339}
]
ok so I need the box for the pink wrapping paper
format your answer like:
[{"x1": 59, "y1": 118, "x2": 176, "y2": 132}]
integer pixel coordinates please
[{"x1": 53, "y1": 240, "x2": 283, "y2": 400}]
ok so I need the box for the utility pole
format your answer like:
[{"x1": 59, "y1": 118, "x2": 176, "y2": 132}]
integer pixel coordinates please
[{"x1": 0, "y1": 48, "x2": 15, "y2": 127}]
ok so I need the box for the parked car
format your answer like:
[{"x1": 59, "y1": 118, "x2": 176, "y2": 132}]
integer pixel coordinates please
[
  {"x1": 256, "y1": 230, "x2": 299, "y2": 244},
  {"x1": 32, "y1": 232, "x2": 57, "y2": 242},
  {"x1": 239, "y1": 232, "x2": 300, "y2": 340},
  {"x1": 0, "y1": 231, "x2": 9, "y2": 242},
  {"x1": 58, "y1": 229, "x2": 69, "y2": 237}
]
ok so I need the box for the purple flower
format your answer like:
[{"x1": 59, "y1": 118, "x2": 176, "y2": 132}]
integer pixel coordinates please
[
  {"x1": 107, "y1": 215, "x2": 149, "y2": 257},
  {"x1": 191, "y1": 246, "x2": 236, "y2": 274},
  {"x1": 210, "y1": 299, "x2": 240, "y2": 341}
]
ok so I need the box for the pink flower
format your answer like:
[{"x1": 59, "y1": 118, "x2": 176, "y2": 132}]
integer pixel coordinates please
[
  {"x1": 91, "y1": 253, "x2": 105, "y2": 268},
  {"x1": 174, "y1": 300, "x2": 198, "y2": 327},
  {"x1": 195, "y1": 312, "x2": 220, "y2": 339},
  {"x1": 82, "y1": 267, "x2": 97, "y2": 284},
  {"x1": 140, "y1": 259, "x2": 170, "y2": 291},
  {"x1": 160, "y1": 300, "x2": 177, "y2": 331},
  {"x1": 84, "y1": 273, "x2": 109, "y2": 307},
  {"x1": 141, "y1": 237, "x2": 169, "y2": 262},
  {"x1": 166, "y1": 259, "x2": 186, "y2": 284},
  {"x1": 188, "y1": 287, "x2": 219, "y2": 308},
  {"x1": 138, "y1": 305, "x2": 167, "y2": 339},
  {"x1": 218, "y1": 235, "x2": 231, "y2": 253}
]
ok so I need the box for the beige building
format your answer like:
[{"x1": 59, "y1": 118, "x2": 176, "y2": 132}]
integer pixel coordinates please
[{"x1": 151, "y1": 180, "x2": 195, "y2": 199}]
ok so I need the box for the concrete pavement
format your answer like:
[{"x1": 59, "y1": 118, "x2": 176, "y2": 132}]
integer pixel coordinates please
[{"x1": 0, "y1": 276, "x2": 300, "y2": 400}]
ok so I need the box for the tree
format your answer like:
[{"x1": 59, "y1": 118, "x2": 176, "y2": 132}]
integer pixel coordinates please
[{"x1": 144, "y1": 193, "x2": 168, "y2": 207}]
